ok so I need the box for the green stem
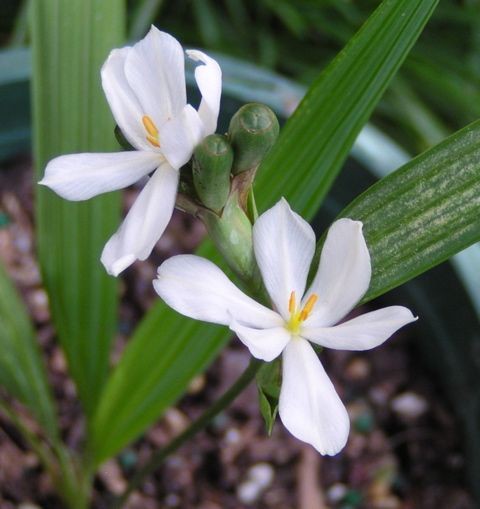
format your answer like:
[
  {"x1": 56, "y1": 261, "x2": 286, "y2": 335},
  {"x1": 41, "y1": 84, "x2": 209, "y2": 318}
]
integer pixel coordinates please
[{"x1": 112, "y1": 358, "x2": 262, "y2": 509}]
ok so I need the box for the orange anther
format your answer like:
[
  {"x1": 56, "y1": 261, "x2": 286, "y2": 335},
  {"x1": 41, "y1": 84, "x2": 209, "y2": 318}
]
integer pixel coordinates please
[
  {"x1": 288, "y1": 291, "x2": 296, "y2": 313},
  {"x1": 142, "y1": 115, "x2": 159, "y2": 137},
  {"x1": 299, "y1": 294, "x2": 318, "y2": 321},
  {"x1": 146, "y1": 134, "x2": 160, "y2": 147}
]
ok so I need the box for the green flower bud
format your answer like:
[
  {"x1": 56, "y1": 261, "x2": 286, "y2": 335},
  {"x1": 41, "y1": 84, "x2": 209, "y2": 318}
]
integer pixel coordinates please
[
  {"x1": 200, "y1": 194, "x2": 255, "y2": 282},
  {"x1": 228, "y1": 103, "x2": 280, "y2": 175},
  {"x1": 193, "y1": 134, "x2": 233, "y2": 212}
]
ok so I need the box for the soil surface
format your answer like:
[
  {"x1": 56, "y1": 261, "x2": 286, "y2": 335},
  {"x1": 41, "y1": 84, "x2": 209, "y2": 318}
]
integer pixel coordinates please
[{"x1": 0, "y1": 155, "x2": 475, "y2": 509}]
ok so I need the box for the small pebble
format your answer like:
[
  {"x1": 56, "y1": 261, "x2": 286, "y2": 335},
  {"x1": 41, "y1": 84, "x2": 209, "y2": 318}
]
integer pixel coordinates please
[
  {"x1": 237, "y1": 480, "x2": 262, "y2": 504},
  {"x1": 187, "y1": 374, "x2": 205, "y2": 394},
  {"x1": 118, "y1": 449, "x2": 137, "y2": 471},
  {"x1": 98, "y1": 460, "x2": 126, "y2": 494},
  {"x1": 354, "y1": 411, "x2": 375, "y2": 434},
  {"x1": 345, "y1": 357, "x2": 370, "y2": 380},
  {"x1": 28, "y1": 288, "x2": 50, "y2": 322},
  {"x1": 327, "y1": 483, "x2": 348, "y2": 503},
  {"x1": 165, "y1": 408, "x2": 189, "y2": 433},
  {"x1": 224, "y1": 428, "x2": 241, "y2": 445},
  {"x1": 369, "y1": 386, "x2": 389, "y2": 406},
  {"x1": 237, "y1": 462, "x2": 274, "y2": 503},
  {"x1": 391, "y1": 392, "x2": 428, "y2": 419},
  {"x1": 248, "y1": 462, "x2": 274, "y2": 488}
]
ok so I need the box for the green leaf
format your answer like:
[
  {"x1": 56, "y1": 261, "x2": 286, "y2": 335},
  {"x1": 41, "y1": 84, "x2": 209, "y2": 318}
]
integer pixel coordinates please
[
  {"x1": 256, "y1": 359, "x2": 281, "y2": 435},
  {"x1": 0, "y1": 260, "x2": 58, "y2": 439},
  {"x1": 91, "y1": 279, "x2": 228, "y2": 462},
  {"x1": 333, "y1": 119, "x2": 480, "y2": 303},
  {"x1": 30, "y1": 0, "x2": 125, "y2": 417},
  {"x1": 255, "y1": 0, "x2": 439, "y2": 218},
  {"x1": 258, "y1": 391, "x2": 277, "y2": 436},
  {"x1": 91, "y1": 0, "x2": 438, "y2": 463}
]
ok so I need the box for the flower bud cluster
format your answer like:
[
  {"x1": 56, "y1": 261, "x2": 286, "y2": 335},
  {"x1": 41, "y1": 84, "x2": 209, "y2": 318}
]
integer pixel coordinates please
[{"x1": 191, "y1": 102, "x2": 280, "y2": 214}]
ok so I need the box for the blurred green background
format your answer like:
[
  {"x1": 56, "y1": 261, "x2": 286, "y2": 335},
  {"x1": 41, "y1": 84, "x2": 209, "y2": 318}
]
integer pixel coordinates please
[{"x1": 2, "y1": 0, "x2": 480, "y2": 159}]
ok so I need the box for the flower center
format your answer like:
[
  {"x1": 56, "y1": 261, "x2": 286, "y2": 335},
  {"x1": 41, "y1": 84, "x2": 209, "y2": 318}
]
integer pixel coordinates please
[
  {"x1": 286, "y1": 290, "x2": 318, "y2": 335},
  {"x1": 142, "y1": 115, "x2": 160, "y2": 148}
]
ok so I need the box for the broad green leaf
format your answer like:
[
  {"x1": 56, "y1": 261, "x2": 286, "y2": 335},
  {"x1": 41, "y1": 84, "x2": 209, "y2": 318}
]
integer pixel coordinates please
[
  {"x1": 91, "y1": 0, "x2": 437, "y2": 463},
  {"x1": 330, "y1": 119, "x2": 480, "y2": 303},
  {"x1": 0, "y1": 260, "x2": 58, "y2": 439},
  {"x1": 30, "y1": 0, "x2": 125, "y2": 417},
  {"x1": 255, "y1": 0, "x2": 439, "y2": 217}
]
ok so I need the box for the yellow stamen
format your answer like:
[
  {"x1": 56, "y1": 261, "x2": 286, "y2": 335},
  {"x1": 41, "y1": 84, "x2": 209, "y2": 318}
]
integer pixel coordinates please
[
  {"x1": 142, "y1": 115, "x2": 158, "y2": 137},
  {"x1": 286, "y1": 291, "x2": 318, "y2": 334},
  {"x1": 142, "y1": 115, "x2": 161, "y2": 147},
  {"x1": 299, "y1": 294, "x2": 318, "y2": 321},
  {"x1": 288, "y1": 291, "x2": 296, "y2": 313},
  {"x1": 146, "y1": 134, "x2": 160, "y2": 147}
]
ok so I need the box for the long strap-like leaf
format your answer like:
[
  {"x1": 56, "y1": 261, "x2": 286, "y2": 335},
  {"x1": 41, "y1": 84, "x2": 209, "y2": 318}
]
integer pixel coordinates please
[
  {"x1": 334, "y1": 119, "x2": 480, "y2": 303},
  {"x1": 0, "y1": 260, "x2": 58, "y2": 439},
  {"x1": 31, "y1": 0, "x2": 125, "y2": 417}
]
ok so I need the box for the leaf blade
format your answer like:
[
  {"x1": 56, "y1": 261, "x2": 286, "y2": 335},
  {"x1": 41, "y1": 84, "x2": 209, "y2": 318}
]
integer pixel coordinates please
[
  {"x1": 336, "y1": 120, "x2": 480, "y2": 303},
  {"x1": 30, "y1": 0, "x2": 125, "y2": 417},
  {"x1": 0, "y1": 260, "x2": 58, "y2": 439},
  {"x1": 256, "y1": 0, "x2": 439, "y2": 218}
]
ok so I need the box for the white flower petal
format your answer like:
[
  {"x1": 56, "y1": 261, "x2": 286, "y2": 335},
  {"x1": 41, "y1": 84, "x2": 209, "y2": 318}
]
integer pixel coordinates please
[
  {"x1": 186, "y1": 49, "x2": 222, "y2": 135},
  {"x1": 230, "y1": 320, "x2": 291, "y2": 362},
  {"x1": 153, "y1": 254, "x2": 283, "y2": 328},
  {"x1": 158, "y1": 104, "x2": 204, "y2": 169},
  {"x1": 101, "y1": 47, "x2": 149, "y2": 151},
  {"x1": 124, "y1": 26, "x2": 187, "y2": 129},
  {"x1": 101, "y1": 162, "x2": 178, "y2": 275},
  {"x1": 303, "y1": 306, "x2": 417, "y2": 350},
  {"x1": 279, "y1": 338, "x2": 349, "y2": 455},
  {"x1": 306, "y1": 219, "x2": 371, "y2": 327},
  {"x1": 39, "y1": 151, "x2": 161, "y2": 201},
  {"x1": 253, "y1": 198, "x2": 316, "y2": 319}
]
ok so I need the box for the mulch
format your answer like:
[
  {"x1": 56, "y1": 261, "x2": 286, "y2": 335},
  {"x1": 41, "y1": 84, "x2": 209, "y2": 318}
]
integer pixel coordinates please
[{"x1": 0, "y1": 154, "x2": 474, "y2": 508}]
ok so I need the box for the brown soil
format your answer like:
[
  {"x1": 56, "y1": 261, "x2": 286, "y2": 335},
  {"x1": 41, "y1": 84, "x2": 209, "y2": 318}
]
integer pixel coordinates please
[{"x1": 0, "y1": 155, "x2": 474, "y2": 509}]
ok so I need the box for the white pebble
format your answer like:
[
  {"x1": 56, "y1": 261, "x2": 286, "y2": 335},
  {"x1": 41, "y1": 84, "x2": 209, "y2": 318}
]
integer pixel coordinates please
[
  {"x1": 249, "y1": 462, "x2": 274, "y2": 488},
  {"x1": 224, "y1": 428, "x2": 241, "y2": 444},
  {"x1": 327, "y1": 483, "x2": 348, "y2": 503},
  {"x1": 391, "y1": 392, "x2": 428, "y2": 419},
  {"x1": 238, "y1": 480, "x2": 261, "y2": 503},
  {"x1": 237, "y1": 463, "x2": 275, "y2": 503}
]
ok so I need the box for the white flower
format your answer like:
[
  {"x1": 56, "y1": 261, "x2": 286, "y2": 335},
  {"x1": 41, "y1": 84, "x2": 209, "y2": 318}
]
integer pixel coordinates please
[
  {"x1": 39, "y1": 27, "x2": 222, "y2": 276},
  {"x1": 153, "y1": 199, "x2": 417, "y2": 455}
]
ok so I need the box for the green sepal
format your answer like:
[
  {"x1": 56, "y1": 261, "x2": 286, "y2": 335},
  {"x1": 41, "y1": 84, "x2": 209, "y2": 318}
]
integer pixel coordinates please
[
  {"x1": 114, "y1": 125, "x2": 134, "y2": 151},
  {"x1": 256, "y1": 359, "x2": 282, "y2": 435},
  {"x1": 228, "y1": 103, "x2": 280, "y2": 175},
  {"x1": 193, "y1": 134, "x2": 233, "y2": 212},
  {"x1": 199, "y1": 192, "x2": 256, "y2": 283},
  {"x1": 258, "y1": 391, "x2": 278, "y2": 436}
]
